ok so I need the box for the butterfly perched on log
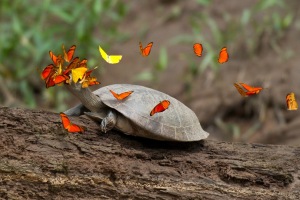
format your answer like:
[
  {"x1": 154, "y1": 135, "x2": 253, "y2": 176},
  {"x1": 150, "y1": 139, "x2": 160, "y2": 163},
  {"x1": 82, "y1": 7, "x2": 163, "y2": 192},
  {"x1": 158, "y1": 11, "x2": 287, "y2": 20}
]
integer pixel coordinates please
[
  {"x1": 60, "y1": 113, "x2": 84, "y2": 133},
  {"x1": 286, "y1": 92, "x2": 298, "y2": 110},
  {"x1": 150, "y1": 100, "x2": 170, "y2": 116},
  {"x1": 139, "y1": 42, "x2": 153, "y2": 57},
  {"x1": 110, "y1": 90, "x2": 133, "y2": 100}
]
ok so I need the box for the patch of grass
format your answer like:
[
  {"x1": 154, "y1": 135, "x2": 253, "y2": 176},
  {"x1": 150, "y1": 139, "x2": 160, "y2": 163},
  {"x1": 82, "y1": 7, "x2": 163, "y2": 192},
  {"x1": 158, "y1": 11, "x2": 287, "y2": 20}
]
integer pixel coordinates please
[{"x1": 0, "y1": 0, "x2": 128, "y2": 110}]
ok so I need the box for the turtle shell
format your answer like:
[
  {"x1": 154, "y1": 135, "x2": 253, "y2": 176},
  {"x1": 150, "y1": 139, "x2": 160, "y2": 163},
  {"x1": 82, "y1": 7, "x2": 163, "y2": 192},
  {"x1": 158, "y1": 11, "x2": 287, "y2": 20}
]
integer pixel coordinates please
[{"x1": 94, "y1": 84, "x2": 209, "y2": 141}]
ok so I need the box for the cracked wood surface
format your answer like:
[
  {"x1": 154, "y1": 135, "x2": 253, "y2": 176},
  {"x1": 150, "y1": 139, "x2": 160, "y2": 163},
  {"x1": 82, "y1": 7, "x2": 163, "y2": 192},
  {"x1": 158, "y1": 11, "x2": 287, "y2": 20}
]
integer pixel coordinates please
[{"x1": 0, "y1": 107, "x2": 299, "y2": 199}]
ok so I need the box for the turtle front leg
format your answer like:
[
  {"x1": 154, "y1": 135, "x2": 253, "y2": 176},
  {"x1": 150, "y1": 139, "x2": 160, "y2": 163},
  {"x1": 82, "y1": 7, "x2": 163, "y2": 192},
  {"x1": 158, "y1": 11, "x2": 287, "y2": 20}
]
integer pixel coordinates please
[{"x1": 84, "y1": 110, "x2": 117, "y2": 133}]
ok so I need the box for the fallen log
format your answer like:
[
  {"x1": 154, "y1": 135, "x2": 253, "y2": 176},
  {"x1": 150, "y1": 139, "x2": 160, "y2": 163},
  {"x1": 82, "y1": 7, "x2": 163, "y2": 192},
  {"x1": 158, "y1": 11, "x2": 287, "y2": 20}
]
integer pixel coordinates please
[{"x1": 0, "y1": 107, "x2": 299, "y2": 199}]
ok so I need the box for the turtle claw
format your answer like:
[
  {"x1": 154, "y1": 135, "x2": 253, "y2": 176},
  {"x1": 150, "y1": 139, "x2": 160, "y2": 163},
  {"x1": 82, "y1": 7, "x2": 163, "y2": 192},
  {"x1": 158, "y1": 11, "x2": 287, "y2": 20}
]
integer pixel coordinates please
[
  {"x1": 85, "y1": 111, "x2": 117, "y2": 133},
  {"x1": 100, "y1": 117, "x2": 114, "y2": 133},
  {"x1": 100, "y1": 111, "x2": 117, "y2": 133}
]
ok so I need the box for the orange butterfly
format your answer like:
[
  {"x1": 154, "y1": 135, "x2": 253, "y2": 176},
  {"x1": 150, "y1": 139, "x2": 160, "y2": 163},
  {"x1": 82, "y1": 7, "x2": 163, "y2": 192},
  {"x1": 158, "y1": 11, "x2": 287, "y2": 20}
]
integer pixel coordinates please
[
  {"x1": 63, "y1": 45, "x2": 76, "y2": 62},
  {"x1": 234, "y1": 82, "x2": 263, "y2": 97},
  {"x1": 63, "y1": 57, "x2": 80, "y2": 75},
  {"x1": 193, "y1": 43, "x2": 203, "y2": 57},
  {"x1": 81, "y1": 77, "x2": 100, "y2": 88},
  {"x1": 53, "y1": 74, "x2": 69, "y2": 84},
  {"x1": 49, "y1": 51, "x2": 64, "y2": 67},
  {"x1": 286, "y1": 92, "x2": 298, "y2": 110},
  {"x1": 139, "y1": 42, "x2": 153, "y2": 57},
  {"x1": 60, "y1": 113, "x2": 84, "y2": 133},
  {"x1": 233, "y1": 83, "x2": 248, "y2": 97},
  {"x1": 150, "y1": 100, "x2": 170, "y2": 116},
  {"x1": 110, "y1": 90, "x2": 133, "y2": 100},
  {"x1": 41, "y1": 64, "x2": 54, "y2": 80},
  {"x1": 45, "y1": 74, "x2": 56, "y2": 88},
  {"x1": 218, "y1": 47, "x2": 229, "y2": 64},
  {"x1": 81, "y1": 68, "x2": 100, "y2": 88}
]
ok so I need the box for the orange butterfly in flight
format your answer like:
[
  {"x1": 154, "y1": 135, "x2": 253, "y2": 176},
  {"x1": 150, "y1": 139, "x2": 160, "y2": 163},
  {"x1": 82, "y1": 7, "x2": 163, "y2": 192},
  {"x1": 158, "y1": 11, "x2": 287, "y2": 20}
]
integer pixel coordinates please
[
  {"x1": 218, "y1": 47, "x2": 229, "y2": 64},
  {"x1": 150, "y1": 100, "x2": 170, "y2": 116},
  {"x1": 193, "y1": 43, "x2": 203, "y2": 57},
  {"x1": 234, "y1": 82, "x2": 263, "y2": 97},
  {"x1": 139, "y1": 42, "x2": 153, "y2": 57},
  {"x1": 286, "y1": 92, "x2": 298, "y2": 110},
  {"x1": 60, "y1": 113, "x2": 84, "y2": 133},
  {"x1": 110, "y1": 90, "x2": 133, "y2": 100}
]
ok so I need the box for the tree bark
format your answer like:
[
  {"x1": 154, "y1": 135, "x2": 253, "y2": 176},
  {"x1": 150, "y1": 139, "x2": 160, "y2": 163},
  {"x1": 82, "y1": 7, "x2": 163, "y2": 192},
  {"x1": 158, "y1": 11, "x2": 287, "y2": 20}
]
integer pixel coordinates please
[{"x1": 0, "y1": 107, "x2": 299, "y2": 200}]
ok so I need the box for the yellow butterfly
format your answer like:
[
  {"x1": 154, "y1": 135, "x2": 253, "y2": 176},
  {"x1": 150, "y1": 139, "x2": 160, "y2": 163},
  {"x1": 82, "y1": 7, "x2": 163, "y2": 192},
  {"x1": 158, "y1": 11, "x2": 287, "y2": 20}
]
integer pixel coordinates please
[
  {"x1": 99, "y1": 46, "x2": 122, "y2": 64},
  {"x1": 286, "y1": 92, "x2": 298, "y2": 110},
  {"x1": 71, "y1": 67, "x2": 88, "y2": 83}
]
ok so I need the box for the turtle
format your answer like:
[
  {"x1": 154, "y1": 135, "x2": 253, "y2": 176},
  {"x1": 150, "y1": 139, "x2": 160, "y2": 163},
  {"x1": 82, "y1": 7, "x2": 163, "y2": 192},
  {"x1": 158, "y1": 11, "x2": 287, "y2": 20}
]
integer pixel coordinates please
[{"x1": 64, "y1": 83, "x2": 209, "y2": 142}]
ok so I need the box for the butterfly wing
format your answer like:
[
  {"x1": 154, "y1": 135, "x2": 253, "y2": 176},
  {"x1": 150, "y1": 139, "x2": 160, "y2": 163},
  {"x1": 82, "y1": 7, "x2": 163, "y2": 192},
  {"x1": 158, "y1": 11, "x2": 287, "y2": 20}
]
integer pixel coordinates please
[
  {"x1": 82, "y1": 77, "x2": 100, "y2": 88},
  {"x1": 49, "y1": 51, "x2": 58, "y2": 65},
  {"x1": 54, "y1": 74, "x2": 69, "y2": 84},
  {"x1": 139, "y1": 42, "x2": 153, "y2": 57},
  {"x1": 239, "y1": 83, "x2": 255, "y2": 92},
  {"x1": 63, "y1": 45, "x2": 76, "y2": 62},
  {"x1": 71, "y1": 67, "x2": 88, "y2": 83},
  {"x1": 41, "y1": 64, "x2": 54, "y2": 80},
  {"x1": 239, "y1": 83, "x2": 263, "y2": 94},
  {"x1": 193, "y1": 43, "x2": 203, "y2": 57},
  {"x1": 99, "y1": 46, "x2": 109, "y2": 62},
  {"x1": 108, "y1": 55, "x2": 122, "y2": 64},
  {"x1": 286, "y1": 92, "x2": 298, "y2": 110},
  {"x1": 234, "y1": 83, "x2": 248, "y2": 97},
  {"x1": 63, "y1": 57, "x2": 80, "y2": 75},
  {"x1": 218, "y1": 47, "x2": 229, "y2": 64},
  {"x1": 60, "y1": 113, "x2": 84, "y2": 133},
  {"x1": 60, "y1": 113, "x2": 71, "y2": 129},
  {"x1": 110, "y1": 90, "x2": 133, "y2": 100},
  {"x1": 99, "y1": 46, "x2": 122, "y2": 64},
  {"x1": 49, "y1": 51, "x2": 64, "y2": 66},
  {"x1": 150, "y1": 100, "x2": 170, "y2": 116}
]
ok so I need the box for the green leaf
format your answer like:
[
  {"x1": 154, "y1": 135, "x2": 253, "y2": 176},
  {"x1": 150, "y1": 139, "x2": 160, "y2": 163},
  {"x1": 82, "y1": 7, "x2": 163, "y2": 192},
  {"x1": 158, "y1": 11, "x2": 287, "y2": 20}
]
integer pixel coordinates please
[
  {"x1": 134, "y1": 71, "x2": 154, "y2": 81},
  {"x1": 156, "y1": 47, "x2": 168, "y2": 71}
]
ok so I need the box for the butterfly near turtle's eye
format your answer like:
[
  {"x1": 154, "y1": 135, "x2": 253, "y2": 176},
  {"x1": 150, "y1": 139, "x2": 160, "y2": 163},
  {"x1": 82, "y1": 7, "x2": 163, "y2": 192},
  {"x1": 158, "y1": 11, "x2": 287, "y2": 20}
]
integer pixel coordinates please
[
  {"x1": 139, "y1": 42, "x2": 153, "y2": 57},
  {"x1": 286, "y1": 92, "x2": 298, "y2": 110},
  {"x1": 99, "y1": 46, "x2": 122, "y2": 64},
  {"x1": 218, "y1": 47, "x2": 229, "y2": 64},
  {"x1": 150, "y1": 100, "x2": 170, "y2": 116},
  {"x1": 60, "y1": 113, "x2": 85, "y2": 133},
  {"x1": 193, "y1": 43, "x2": 203, "y2": 57},
  {"x1": 110, "y1": 90, "x2": 133, "y2": 100}
]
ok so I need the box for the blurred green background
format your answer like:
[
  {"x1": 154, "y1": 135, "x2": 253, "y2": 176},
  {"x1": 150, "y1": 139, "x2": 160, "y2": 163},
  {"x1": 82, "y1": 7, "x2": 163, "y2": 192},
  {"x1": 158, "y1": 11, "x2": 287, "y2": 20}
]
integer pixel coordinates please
[{"x1": 1, "y1": 0, "x2": 300, "y2": 144}]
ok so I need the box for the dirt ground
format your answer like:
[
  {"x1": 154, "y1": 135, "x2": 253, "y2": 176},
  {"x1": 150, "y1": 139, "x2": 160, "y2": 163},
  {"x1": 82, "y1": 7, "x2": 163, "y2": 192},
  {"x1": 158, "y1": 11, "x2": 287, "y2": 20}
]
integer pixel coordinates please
[{"x1": 88, "y1": 0, "x2": 300, "y2": 145}]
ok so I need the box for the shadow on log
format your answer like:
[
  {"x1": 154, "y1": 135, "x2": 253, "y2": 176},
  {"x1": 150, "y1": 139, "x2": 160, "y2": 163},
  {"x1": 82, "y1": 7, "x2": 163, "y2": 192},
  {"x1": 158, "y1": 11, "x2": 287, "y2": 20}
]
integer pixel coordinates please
[{"x1": 0, "y1": 107, "x2": 299, "y2": 199}]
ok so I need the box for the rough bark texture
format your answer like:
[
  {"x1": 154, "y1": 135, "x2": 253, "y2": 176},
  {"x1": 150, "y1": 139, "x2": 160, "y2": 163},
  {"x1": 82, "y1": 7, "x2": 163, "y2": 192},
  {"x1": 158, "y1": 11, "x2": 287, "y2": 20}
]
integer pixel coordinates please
[{"x1": 0, "y1": 107, "x2": 299, "y2": 200}]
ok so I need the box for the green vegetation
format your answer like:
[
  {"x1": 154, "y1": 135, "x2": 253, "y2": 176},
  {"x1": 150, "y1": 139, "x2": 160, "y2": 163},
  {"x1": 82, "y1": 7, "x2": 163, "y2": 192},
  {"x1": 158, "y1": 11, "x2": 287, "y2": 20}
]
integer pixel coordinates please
[
  {"x1": 0, "y1": 0, "x2": 128, "y2": 110},
  {"x1": 0, "y1": 0, "x2": 295, "y2": 117}
]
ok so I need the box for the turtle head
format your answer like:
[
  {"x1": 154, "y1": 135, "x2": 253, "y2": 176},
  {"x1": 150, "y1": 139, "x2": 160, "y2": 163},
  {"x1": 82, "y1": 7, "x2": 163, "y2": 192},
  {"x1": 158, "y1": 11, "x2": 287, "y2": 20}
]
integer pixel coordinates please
[{"x1": 64, "y1": 82, "x2": 105, "y2": 112}]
